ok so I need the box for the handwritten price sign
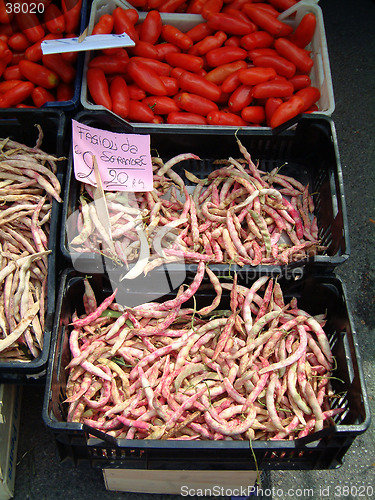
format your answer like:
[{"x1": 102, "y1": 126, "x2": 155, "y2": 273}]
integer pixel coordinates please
[{"x1": 72, "y1": 120, "x2": 153, "y2": 192}]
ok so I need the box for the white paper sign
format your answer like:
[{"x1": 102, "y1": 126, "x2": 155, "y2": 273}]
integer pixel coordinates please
[{"x1": 41, "y1": 32, "x2": 135, "y2": 55}]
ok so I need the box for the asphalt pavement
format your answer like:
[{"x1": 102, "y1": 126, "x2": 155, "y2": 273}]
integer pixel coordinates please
[{"x1": 10, "y1": 0, "x2": 375, "y2": 499}]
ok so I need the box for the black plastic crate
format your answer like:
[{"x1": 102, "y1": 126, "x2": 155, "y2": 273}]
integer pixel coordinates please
[
  {"x1": 0, "y1": 109, "x2": 66, "y2": 383},
  {"x1": 60, "y1": 111, "x2": 350, "y2": 279},
  {"x1": 42, "y1": 268, "x2": 370, "y2": 470}
]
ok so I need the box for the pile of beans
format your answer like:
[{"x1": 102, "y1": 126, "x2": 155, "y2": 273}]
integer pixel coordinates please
[
  {"x1": 68, "y1": 137, "x2": 325, "y2": 273},
  {"x1": 65, "y1": 269, "x2": 343, "y2": 440},
  {"x1": 0, "y1": 129, "x2": 62, "y2": 360}
]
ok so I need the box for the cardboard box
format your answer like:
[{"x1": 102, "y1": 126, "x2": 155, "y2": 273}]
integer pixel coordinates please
[
  {"x1": 0, "y1": 385, "x2": 22, "y2": 500},
  {"x1": 103, "y1": 469, "x2": 259, "y2": 494}
]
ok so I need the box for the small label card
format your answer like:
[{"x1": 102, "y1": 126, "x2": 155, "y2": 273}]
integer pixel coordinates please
[
  {"x1": 72, "y1": 119, "x2": 153, "y2": 192},
  {"x1": 41, "y1": 32, "x2": 135, "y2": 54}
]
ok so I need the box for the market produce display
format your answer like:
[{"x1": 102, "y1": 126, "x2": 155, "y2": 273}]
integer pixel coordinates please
[
  {"x1": 0, "y1": 0, "x2": 368, "y2": 485},
  {"x1": 64, "y1": 270, "x2": 344, "y2": 440},
  {"x1": 68, "y1": 137, "x2": 325, "y2": 271},
  {"x1": 86, "y1": 2, "x2": 321, "y2": 127},
  {"x1": 0, "y1": 0, "x2": 82, "y2": 107},
  {"x1": 0, "y1": 128, "x2": 62, "y2": 360}
]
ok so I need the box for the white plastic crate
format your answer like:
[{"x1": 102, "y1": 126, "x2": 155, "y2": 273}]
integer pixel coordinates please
[
  {"x1": 0, "y1": 385, "x2": 21, "y2": 500},
  {"x1": 80, "y1": 0, "x2": 334, "y2": 130},
  {"x1": 279, "y1": 0, "x2": 334, "y2": 116}
]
